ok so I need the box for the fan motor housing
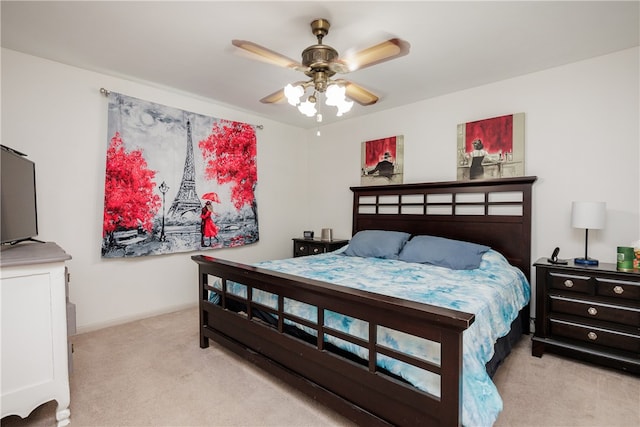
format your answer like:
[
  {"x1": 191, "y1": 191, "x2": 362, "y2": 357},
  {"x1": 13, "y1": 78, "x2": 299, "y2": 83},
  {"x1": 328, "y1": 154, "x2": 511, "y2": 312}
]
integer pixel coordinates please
[{"x1": 302, "y1": 44, "x2": 338, "y2": 77}]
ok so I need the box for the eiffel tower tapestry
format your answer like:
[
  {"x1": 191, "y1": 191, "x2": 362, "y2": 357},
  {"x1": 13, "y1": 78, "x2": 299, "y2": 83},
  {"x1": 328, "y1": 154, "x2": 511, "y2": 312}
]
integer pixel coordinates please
[{"x1": 102, "y1": 92, "x2": 259, "y2": 258}]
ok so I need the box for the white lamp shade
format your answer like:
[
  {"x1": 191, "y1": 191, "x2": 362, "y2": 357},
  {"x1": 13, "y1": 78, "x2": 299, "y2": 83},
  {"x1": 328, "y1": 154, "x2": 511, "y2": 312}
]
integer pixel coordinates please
[
  {"x1": 284, "y1": 83, "x2": 304, "y2": 106},
  {"x1": 325, "y1": 84, "x2": 346, "y2": 106},
  {"x1": 335, "y1": 99, "x2": 354, "y2": 116},
  {"x1": 297, "y1": 99, "x2": 317, "y2": 117},
  {"x1": 571, "y1": 201, "x2": 606, "y2": 229}
]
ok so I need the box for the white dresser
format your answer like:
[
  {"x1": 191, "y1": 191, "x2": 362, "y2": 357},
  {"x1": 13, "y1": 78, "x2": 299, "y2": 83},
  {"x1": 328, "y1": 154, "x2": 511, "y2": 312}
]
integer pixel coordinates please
[{"x1": 1, "y1": 242, "x2": 72, "y2": 426}]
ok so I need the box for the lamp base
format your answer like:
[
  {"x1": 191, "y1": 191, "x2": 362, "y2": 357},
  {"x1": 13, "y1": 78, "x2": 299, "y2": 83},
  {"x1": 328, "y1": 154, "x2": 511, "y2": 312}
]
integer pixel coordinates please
[{"x1": 574, "y1": 257, "x2": 599, "y2": 266}]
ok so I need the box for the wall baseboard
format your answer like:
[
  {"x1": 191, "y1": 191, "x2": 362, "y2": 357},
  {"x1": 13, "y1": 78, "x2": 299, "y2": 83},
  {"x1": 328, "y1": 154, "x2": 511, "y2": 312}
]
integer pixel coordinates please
[{"x1": 74, "y1": 302, "x2": 198, "y2": 335}]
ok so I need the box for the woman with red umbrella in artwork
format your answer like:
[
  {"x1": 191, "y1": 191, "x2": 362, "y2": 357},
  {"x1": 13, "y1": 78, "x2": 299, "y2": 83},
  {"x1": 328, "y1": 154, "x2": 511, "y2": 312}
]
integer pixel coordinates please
[{"x1": 200, "y1": 192, "x2": 220, "y2": 247}]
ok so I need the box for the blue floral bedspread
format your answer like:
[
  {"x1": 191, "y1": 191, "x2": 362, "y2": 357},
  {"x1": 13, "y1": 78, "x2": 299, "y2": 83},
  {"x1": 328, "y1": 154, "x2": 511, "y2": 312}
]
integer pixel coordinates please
[{"x1": 211, "y1": 247, "x2": 529, "y2": 426}]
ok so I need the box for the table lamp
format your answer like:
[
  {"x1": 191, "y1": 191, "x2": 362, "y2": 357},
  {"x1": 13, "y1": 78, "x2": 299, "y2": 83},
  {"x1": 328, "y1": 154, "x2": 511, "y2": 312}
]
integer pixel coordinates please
[{"x1": 571, "y1": 201, "x2": 606, "y2": 266}]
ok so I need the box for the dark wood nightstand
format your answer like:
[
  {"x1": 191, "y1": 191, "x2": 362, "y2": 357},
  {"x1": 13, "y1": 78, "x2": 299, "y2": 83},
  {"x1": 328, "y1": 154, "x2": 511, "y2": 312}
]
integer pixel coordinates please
[
  {"x1": 292, "y1": 238, "x2": 349, "y2": 257},
  {"x1": 532, "y1": 258, "x2": 640, "y2": 373}
]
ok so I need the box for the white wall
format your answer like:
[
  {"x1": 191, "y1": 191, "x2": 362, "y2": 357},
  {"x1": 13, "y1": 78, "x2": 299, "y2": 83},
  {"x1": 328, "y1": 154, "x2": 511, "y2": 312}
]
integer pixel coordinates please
[
  {"x1": 3, "y1": 47, "x2": 638, "y2": 332},
  {"x1": 306, "y1": 48, "x2": 640, "y2": 276},
  {"x1": 1, "y1": 49, "x2": 309, "y2": 332}
]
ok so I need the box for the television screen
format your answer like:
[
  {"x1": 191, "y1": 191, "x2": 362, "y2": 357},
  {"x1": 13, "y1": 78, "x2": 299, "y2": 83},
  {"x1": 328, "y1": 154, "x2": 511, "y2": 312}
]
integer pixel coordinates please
[{"x1": 1, "y1": 145, "x2": 39, "y2": 244}]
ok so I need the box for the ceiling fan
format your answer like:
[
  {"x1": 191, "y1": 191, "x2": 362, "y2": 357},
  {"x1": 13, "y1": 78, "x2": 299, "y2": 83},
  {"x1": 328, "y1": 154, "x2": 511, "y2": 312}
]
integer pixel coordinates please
[{"x1": 232, "y1": 19, "x2": 410, "y2": 118}]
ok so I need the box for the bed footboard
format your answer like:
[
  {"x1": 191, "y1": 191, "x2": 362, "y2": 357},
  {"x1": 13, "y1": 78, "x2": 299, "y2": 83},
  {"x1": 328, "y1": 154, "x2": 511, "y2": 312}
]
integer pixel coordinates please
[{"x1": 192, "y1": 255, "x2": 474, "y2": 427}]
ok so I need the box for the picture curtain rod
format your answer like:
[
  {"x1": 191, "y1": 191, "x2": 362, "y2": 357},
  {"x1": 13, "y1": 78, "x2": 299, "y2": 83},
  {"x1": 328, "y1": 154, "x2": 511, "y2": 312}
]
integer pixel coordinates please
[{"x1": 99, "y1": 87, "x2": 264, "y2": 130}]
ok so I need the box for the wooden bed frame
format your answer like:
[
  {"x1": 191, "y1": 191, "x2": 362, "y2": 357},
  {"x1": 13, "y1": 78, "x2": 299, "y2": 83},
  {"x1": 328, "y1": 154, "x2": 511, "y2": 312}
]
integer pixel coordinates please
[{"x1": 192, "y1": 176, "x2": 536, "y2": 426}]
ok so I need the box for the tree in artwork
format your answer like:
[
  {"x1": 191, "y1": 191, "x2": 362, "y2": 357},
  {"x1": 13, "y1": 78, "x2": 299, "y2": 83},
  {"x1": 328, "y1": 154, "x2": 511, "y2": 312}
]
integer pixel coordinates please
[
  {"x1": 198, "y1": 120, "x2": 257, "y2": 218},
  {"x1": 102, "y1": 132, "x2": 161, "y2": 237}
]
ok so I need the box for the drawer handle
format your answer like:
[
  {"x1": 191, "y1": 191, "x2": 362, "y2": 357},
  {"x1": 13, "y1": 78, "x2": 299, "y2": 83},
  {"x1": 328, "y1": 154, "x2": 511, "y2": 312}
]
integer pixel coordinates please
[
  {"x1": 313, "y1": 248, "x2": 320, "y2": 253},
  {"x1": 299, "y1": 246, "x2": 305, "y2": 251},
  {"x1": 587, "y1": 307, "x2": 598, "y2": 316},
  {"x1": 613, "y1": 285, "x2": 624, "y2": 295},
  {"x1": 564, "y1": 279, "x2": 574, "y2": 288},
  {"x1": 587, "y1": 331, "x2": 598, "y2": 341}
]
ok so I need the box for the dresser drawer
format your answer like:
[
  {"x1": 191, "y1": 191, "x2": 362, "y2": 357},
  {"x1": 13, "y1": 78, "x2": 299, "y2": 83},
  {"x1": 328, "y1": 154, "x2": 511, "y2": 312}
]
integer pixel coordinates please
[
  {"x1": 550, "y1": 317, "x2": 640, "y2": 353},
  {"x1": 550, "y1": 294, "x2": 640, "y2": 327},
  {"x1": 548, "y1": 272, "x2": 592, "y2": 294},
  {"x1": 596, "y1": 277, "x2": 640, "y2": 301}
]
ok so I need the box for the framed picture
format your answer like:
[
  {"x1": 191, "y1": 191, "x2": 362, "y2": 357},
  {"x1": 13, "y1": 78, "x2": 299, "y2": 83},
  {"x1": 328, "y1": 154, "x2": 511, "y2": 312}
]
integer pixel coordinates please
[
  {"x1": 361, "y1": 135, "x2": 404, "y2": 186},
  {"x1": 456, "y1": 113, "x2": 525, "y2": 181}
]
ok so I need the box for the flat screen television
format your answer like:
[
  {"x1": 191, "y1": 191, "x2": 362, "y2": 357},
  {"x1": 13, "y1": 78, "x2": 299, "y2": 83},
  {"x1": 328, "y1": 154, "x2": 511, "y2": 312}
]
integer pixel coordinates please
[{"x1": 1, "y1": 145, "x2": 39, "y2": 245}]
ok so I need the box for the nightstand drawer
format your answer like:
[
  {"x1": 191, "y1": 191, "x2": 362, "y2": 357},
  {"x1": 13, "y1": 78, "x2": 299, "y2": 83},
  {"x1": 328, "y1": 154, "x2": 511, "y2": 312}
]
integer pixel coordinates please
[
  {"x1": 550, "y1": 317, "x2": 640, "y2": 353},
  {"x1": 294, "y1": 242, "x2": 325, "y2": 256},
  {"x1": 292, "y1": 238, "x2": 349, "y2": 258},
  {"x1": 550, "y1": 294, "x2": 640, "y2": 327},
  {"x1": 307, "y1": 244, "x2": 324, "y2": 256},
  {"x1": 294, "y1": 242, "x2": 309, "y2": 256},
  {"x1": 596, "y1": 278, "x2": 640, "y2": 301},
  {"x1": 549, "y1": 272, "x2": 592, "y2": 294}
]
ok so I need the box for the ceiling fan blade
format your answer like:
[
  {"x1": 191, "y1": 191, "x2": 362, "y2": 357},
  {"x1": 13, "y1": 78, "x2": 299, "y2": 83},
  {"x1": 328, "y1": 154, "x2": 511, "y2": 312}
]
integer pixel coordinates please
[
  {"x1": 334, "y1": 80, "x2": 379, "y2": 106},
  {"x1": 259, "y1": 89, "x2": 286, "y2": 104},
  {"x1": 260, "y1": 81, "x2": 311, "y2": 104},
  {"x1": 232, "y1": 40, "x2": 308, "y2": 72},
  {"x1": 331, "y1": 38, "x2": 410, "y2": 73}
]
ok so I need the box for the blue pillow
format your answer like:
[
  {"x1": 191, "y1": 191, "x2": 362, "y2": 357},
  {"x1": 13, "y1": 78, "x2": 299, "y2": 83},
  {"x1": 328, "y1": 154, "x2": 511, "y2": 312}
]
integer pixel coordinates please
[
  {"x1": 398, "y1": 235, "x2": 490, "y2": 270},
  {"x1": 343, "y1": 230, "x2": 411, "y2": 259}
]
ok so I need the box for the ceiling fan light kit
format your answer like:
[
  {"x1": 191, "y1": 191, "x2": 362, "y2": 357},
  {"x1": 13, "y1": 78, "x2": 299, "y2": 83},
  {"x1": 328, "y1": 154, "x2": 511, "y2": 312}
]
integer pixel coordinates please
[
  {"x1": 232, "y1": 18, "x2": 410, "y2": 121},
  {"x1": 286, "y1": 81, "x2": 354, "y2": 118}
]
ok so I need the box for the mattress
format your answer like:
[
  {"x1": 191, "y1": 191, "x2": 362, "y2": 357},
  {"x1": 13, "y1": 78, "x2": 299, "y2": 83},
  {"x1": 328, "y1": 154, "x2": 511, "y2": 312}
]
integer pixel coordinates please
[{"x1": 209, "y1": 247, "x2": 530, "y2": 426}]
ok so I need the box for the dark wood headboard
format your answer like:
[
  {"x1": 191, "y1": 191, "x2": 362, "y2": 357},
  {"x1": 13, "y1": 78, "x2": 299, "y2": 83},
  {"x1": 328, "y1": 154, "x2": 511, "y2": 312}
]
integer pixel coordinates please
[{"x1": 350, "y1": 176, "x2": 537, "y2": 280}]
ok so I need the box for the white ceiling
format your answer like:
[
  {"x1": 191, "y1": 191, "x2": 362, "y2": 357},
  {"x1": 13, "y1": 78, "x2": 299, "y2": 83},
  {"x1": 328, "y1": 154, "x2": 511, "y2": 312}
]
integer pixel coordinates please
[{"x1": 2, "y1": 1, "x2": 638, "y2": 129}]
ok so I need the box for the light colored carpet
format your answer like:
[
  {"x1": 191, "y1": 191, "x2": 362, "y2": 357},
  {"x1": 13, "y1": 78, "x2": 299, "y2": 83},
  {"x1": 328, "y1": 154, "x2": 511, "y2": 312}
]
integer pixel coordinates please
[{"x1": 2, "y1": 307, "x2": 639, "y2": 427}]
